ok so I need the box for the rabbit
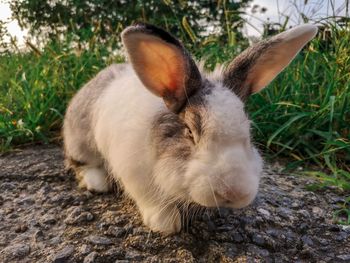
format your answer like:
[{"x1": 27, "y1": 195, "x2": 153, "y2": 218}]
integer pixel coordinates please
[{"x1": 63, "y1": 23, "x2": 317, "y2": 234}]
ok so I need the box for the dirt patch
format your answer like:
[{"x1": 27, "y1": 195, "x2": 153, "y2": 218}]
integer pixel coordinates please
[{"x1": 0, "y1": 144, "x2": 349, "y2": 262}]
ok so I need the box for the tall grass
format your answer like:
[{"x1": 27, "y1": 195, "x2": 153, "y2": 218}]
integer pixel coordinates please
[
  {"x1": 0, "y1": 39, "x2": 123, "y2": 148},
  {"x1": 248, "y1": 25, "x2": 350, "y2": 190}
]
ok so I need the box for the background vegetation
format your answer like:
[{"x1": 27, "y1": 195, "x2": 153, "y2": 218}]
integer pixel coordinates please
[{"x1": 0, "y1": 1, "x2": 349, "y2": 220}]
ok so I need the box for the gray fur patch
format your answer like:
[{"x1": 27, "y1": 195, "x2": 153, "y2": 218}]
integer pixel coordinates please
[
  {"x1": 151, "y1": 86, "x2": 211, "y2": 160},
  {"x1": 63, "y1": 64, "x2": 127, "y2": 163},
  {"x1": 223, "y1": 39, "x2": 280, "y2": 101},
  {"x1": 151, "y1": 112, "x2": 191, "y2": 160}
]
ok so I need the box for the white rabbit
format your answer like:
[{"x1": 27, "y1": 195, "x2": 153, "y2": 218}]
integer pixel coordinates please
[{"x1": 63, "y1": 23, "x2": 317, "y2": 234}]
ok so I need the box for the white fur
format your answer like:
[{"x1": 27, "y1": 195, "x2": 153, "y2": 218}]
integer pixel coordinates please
[
  {"x1": 88, "y1": 66, "x2": 262, "y2": 234},
  {"x1": 184, "y1": 85, "x2": 262, "y2": 208},
  {"x1": 91, "y1": 66, "x2": 181, "y2": 233}
]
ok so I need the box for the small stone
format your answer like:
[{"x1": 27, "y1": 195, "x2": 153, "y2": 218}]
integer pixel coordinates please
[
  {"x1": 114, "y1": 215, "x2": 128, "y2": 226},
  {"x1": 84, "y1": 252, "x2": 98, "y2": 263},
  {"x1": 53, "y1": 245, "x2": 75, "y2": 263},
  {"x1": 14, "y1": 224, "x2": 28, "y2": 233},
  {"x1": 318, "y1": 238, "x2": 329, "y2": 246},
  {"x1": 79, "y1": 244, "x2": 92, "y2": 255},
  {"x1": 125, "y1": 250, "x2": 143, "y2": 261},
  {"x1": 105, "y1": 247, "x2": 124, "y2": 258},
  {"x1": 64, "y1": 207, "x2": 94, "y2": 225},
  {"x1": 132, "y1": 227, "x2": 147, "y2": 235},
  {"x1": 176, "y1": 249, "x2": 194, "y2": 261},
  {"x1": 49, "y1": 237, "x2": 62, "y2": 245},
  {"x1": 107, "y1": 226, "x2": 126, "y2": 238},
  {"x1": 336, "y1": 231, "x2": 348, "y2": 241},
  {"x1": 276, "y1": 207, "x2": 292, "y2": 219},
  {"x1": 337, "y1": 254, "x2": 350, "y2": 261},
  {"x1": 301, "y1": 235, "x2": 314, "y2": 246},
  {"x1": 42, "y1": 214, "x2": 56, "y2": 225},
  {"x1": 232, "y1": 233, "x2": 244, "y2": 243},
  {"x1": 266, "y1": 228, "x2": 280, "y2": 238},
  {"x1": 258, "y1": 208, "x2": 271, "y2": 217},
  {"x1": 297, "y1": 210, "x2": 310, "y2": 218},
  {"x1": 115, "y1": 260, "x2": 129, "y2": 263},
  {"x1": 87, "y1": 236, "x2": 113, "y2": 246},
  {"x1": 2, "y1": 243, "x2": 30, "y2": 260},
  {"x1": 291, "y1": 201, "x2": 300, "y2": 208},
  {"x1": 252, "y1": 234, "x2": 266, "y2": 247},
  {"x1": 34, "y1": 230, "x2": 44, "y2": 242},
  {"x1": 340, "y1": 225, "x2": 350, "y2": 232},
  {"x1": 50, "y1": 193, "x2": 74, "y2": 208},
  {"x1": 311, "y1": 207, "x2": 323, "y2": 217},
  {"x1": 0, "y1": 182, "x2": 16, "y2": 191},
  {"x1": 101, "y1": 211, "x2": 120, "y2": 225},
  {"x1": 16, "y1": 196, "x2": 35, "y2": 206}
]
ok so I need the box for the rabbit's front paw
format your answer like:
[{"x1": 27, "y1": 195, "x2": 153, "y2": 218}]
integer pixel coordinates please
[
  {"x1": 78, "y1": 167, "x2": 111, "y2": 193},
  {"x1": 142, "y1": 205, "x2": 181, "y2": 234}
]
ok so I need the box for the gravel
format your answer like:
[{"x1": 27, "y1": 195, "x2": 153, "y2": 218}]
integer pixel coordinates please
[{"x1": 0, "y1": 144, "x2": 349, "y2": 262}]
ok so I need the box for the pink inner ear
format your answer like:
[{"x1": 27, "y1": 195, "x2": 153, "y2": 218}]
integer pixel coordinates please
[{"x1": 136, "y1": 40, "x2": 185, "y2": 97}]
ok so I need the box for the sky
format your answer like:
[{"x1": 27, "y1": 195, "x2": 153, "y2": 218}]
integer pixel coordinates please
[{"x1": 0, "y1": 0, "x2": 347, "y2": 46}]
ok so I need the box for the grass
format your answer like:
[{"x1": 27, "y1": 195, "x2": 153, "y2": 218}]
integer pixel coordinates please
[
  {"x1": 247, "y1": 26, "x2": 350, "y2": 190},
  {"x1": 0, "y1": 21, "x2": 349, "y2": 199},
  {"x1": 0, "y1": 39, "x2": 123, "y2": 149}
]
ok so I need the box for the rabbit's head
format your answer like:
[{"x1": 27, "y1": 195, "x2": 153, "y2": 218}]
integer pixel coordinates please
[{"x1": 122, "y1": 23, "x2": 317, "y2": 208}]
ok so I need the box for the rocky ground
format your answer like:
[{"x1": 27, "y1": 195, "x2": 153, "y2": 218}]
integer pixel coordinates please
[{"x1": 0, "y1": 144, "x2": 349, "y2": 263}]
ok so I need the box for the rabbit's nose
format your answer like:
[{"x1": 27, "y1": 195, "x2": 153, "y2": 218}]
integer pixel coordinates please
[{"x1": 215, "y1": 187, "x2": 251, "y2": 207}]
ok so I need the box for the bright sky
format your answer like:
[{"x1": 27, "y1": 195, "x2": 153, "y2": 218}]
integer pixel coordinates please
[
  {"x1": 0, "y1": 2, "x2": 27, "y2": 45},
  {"x1": 0, "y1": 0, "x2": 347, "y2": 46},
  {"x1": 244, "y1": 0, "x2": 347, "y2": 36}
]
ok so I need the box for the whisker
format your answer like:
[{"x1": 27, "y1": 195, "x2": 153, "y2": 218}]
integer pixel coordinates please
[{"x1": 206, "y1": 177, "x2": 221, "y2": 216}]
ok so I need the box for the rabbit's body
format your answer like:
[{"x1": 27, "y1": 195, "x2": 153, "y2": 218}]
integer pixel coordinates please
[{"x1": 63, "y1": 23, "x2": 317, "y2": 234}]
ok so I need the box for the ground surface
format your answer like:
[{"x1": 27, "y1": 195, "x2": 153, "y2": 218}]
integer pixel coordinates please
[{"x1": 0, "y1": 144, "x2": 349, "y2": 263}]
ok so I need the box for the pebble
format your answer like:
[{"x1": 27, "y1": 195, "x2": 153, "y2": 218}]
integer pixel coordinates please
[
  {"x1": 16, "y1": 196, "x2": 35, "y2": 206},
  {"x1": 104, "y1": 247, "x2": 124, "y2": 258},
  {"x1": 291, "y1": 201, "x2": 301, "y2": 208},
  {"x1": 42, "y1": 214, "x2": 57, "y2": 225},
  {"x1": 252, "y1": 234, "x2": 266, "y2": 247},
  {"x1": 14, "y1": 224, "x2": 28, "y2": 233},
  {"x1": 257, "y1": 208, "x2": 271, "y2": 217},
  {"x1": 107, "y1": 226, "x2": 126, "y2": 238},
  {"x1": 176, "y1": 249, "x2": 194, "y2": 261},
  {"x1": 124, "y1": 250, "x2": 143, "y2": 261},
  {"x1": 276, "y1": 207, "x2": 293, "y2": 219},
  {"x1": 64, "y1": 207, "x2": 94, "y2": 225},
  {"x1": 114, "y1": 215, "x2": 128, "y2": 226},
  {"x1": 297, "y1": 209, "x2": 310, "y2": 218},
  {"x1": 83, "y1": 252, "x2": 98, "y2": 263},
  {"x1": 312, "y1": 206, "x2": 324, "y2": 217},
  {"x1": 49, "y1": 237, "x2": 62, "y2": 245},
  {"x1": 80, "y1": 244, "x2": 92, "y2": 255},
  {"x1": 2, "y1": 243, "x2": 30, "y2": 259},
  {"x1": 301, "y1": 235, "x2": 314, "y2": 246},
  {"x1": 53, "y1": 245, "x2": 75, "y2": 263},
  {"x1": 232, "y1": 233, "x2": 244, "y2": 243},
  {"x1": 87, "y1": 235, "x2": 113, "y2": 246},
  {"x1": 337, "y1": 254, "x2": 350, "y2": 261},
  {"x1": 0, "y1": 182, "x2": 16, "y2": 191}
]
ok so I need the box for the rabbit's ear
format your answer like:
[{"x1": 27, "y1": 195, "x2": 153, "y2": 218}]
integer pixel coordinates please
[
  {"x1": 122, "y1": 23, "x2": 202, "y2": 112},
  {"x1": 223, "y1": 24, "x2": 318, "y2": 101}
]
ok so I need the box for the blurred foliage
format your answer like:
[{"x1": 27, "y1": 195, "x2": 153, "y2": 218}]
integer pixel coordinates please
[{"x1": 8, "y1": 0, "x2": 251, "y2": 47}]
